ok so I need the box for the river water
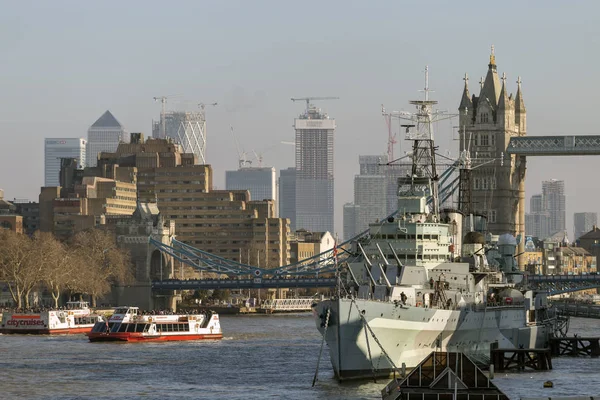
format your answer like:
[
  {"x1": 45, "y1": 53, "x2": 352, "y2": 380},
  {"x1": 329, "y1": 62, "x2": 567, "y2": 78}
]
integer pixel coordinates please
[{"x1": 0, "y1": 314, "x2": 599, "y2": 400}]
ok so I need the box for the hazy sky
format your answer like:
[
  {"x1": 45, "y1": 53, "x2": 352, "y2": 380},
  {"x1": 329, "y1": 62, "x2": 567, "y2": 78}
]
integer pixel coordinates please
[{"x1": 1, "y1": 1, "x2": 599, "y2": 238}]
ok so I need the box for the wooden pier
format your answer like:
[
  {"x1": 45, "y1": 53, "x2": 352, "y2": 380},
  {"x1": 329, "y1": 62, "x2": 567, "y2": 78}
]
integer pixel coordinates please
[
  {"x1": 550, "y1": 336, "x2": 600, "y2": 357},
  {"x1": 490, "y1": 343, "x2": 552, "y2": 372}
]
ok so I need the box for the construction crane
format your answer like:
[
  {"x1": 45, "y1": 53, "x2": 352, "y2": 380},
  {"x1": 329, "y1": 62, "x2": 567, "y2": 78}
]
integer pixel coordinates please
[
  {"x1": 290, "y1": 97, "x2": 339, "y2": 114},
  {"x1": 198, "y1": 102, "x2": 218, "y2": 119},
  {"x1": 381, "y1": 104, "x2": 399, "y2": 162},
  {"x1": 230, "y1": 126, "x2": 251, "y2": 169}
]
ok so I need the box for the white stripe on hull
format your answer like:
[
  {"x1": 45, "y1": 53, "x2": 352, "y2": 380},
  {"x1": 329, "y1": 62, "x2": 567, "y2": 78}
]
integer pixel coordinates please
[{"x1": 314, "y1": 298, "x2": 550, "y2": 381}]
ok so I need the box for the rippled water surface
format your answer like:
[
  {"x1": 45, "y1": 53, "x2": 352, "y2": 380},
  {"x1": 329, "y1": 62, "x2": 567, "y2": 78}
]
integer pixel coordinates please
[{"x1": 1, "y1": 314, "x2": 600, "y2": 399}]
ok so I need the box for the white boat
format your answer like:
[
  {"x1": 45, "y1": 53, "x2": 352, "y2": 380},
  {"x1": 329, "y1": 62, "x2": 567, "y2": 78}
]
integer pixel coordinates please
[
  {"x1": 87, "y1": 306, "x2": 222, "y2": 342},
  {"x1": 312, "y1": 71, "x2": 562, "y2": 381},
  {"x1": 0, "y1": 301, "x2": 103, "y2": 334}
]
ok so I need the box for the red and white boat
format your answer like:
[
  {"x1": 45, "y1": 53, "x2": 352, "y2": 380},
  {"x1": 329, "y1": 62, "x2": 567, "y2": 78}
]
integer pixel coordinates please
[
  {"x1": 87, "y1": 306, "x2": 223, "y2": 342},
  {"x1": 0, "y1": 301, "x2": 104, "y2": 334}
]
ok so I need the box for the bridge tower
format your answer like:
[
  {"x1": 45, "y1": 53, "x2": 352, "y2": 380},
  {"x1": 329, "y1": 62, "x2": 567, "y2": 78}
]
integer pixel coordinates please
[
  {"x1": 458, "y1": 47, "x2": 527, "y2": 267},
  {"x1": 115, "y1": 202, "x2": 177, "y2": 310}
]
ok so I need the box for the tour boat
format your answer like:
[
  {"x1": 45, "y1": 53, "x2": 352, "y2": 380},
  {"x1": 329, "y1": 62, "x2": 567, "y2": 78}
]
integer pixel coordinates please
[
  {"x1": 87, "y1": 306, "x2": 223, "y2": 342},
  {"x1": 0, "y1": 301, "x2": 104, "y2": 334}
]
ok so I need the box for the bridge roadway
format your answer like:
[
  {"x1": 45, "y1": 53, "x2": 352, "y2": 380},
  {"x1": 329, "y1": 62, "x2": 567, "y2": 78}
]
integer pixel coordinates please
[
  {"x1": 152, "y1": 277, "x2": 337, "y2": 290},
  {"x1": 526, "y1": 274, "x2": 600, "y2": 295},
  {"x1": 506, "y1": 135, "x2": 600, "y2": 156}
]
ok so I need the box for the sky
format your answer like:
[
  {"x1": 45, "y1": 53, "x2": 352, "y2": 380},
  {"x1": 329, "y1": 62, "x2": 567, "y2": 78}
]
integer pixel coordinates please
[{"x1": 1, "y1": 0, "x2": 599, "y2": 238}]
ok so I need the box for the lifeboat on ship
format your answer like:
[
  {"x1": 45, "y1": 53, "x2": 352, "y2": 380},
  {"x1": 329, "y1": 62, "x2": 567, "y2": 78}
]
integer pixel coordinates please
[{"x1": 86, "y1": 306, "x2": 223, "y2": 342}]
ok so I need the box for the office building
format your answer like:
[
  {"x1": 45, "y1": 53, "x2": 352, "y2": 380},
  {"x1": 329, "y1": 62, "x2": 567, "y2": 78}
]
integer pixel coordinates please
[
  {"x1": 95, "y1": 134, "x2": 291, "y2": 266},
  {"x1": 86, "y1": 110, "x2": 128, "y2": 167},
  {"x1": 153, "y1": 111, "x2": 207, "y2": 164},
  {"x1": 279, "y1": 167, "x2": 296, "y2": 232},
  {"x1": 44, "y1": 138, "x2": 86, "y2": 187},
  {"x1": 542, "y1": 179, "x2": 566, "y2": 236},
  {"x1": 226, "y1": 167, "x2": 277, "y2": 212},
  {"x1": 343, "y1": 203, "x2": 360, "y2": 241},
  {"x1": 294, "y1": 105, "x2": 335, "y2": 233},
  {"x1": 574, "y1": 212, "x2": 598, "y2": 241}
]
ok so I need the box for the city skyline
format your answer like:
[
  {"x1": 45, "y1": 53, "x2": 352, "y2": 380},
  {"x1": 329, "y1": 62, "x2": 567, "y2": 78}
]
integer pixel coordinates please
[{"x1": 1, "y1": 1, "x2": 600, "y2": 237}]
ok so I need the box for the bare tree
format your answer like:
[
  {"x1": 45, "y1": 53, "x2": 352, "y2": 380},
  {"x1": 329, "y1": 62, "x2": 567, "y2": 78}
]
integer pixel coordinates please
[
  {"x1": 69, "y1": 229, "x2": 133, "y2": 306},
  {"x1": 34, "y1": 232, "x2": 77, "y2": 308},
  {"x1": 0, "y1": 230, "x2": 36, "y2": 308}
]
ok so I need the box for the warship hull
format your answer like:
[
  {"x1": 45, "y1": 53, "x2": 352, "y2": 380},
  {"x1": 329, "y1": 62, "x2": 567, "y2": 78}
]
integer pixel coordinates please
[{"x1": 313, "y1": 298, "x2": 550, "y2": 381}]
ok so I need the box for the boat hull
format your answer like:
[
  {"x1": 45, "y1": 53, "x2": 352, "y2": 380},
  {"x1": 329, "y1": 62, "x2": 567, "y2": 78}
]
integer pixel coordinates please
[
  {"x1": 0, "y1": 326, "x2": 95, "y2": 335},
  {"x1": 87, "y1": 332, "x2": 223, "y2": 342},
  {"x1": 313, "y1": 298, "x2": 550, "y2": 381}
]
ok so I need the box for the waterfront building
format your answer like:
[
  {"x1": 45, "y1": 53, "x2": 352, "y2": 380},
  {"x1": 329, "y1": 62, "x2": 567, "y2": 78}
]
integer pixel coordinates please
[
  {"x1": 458, "y1": 48, "x2": 527, "y2": 262},
  {"x1": 152, "y1": 110, "x2": 207, "y2": 164},
  {"x1": 278, "y1": 167, "x2": 296, "y2": 232},
  {"x1": 542, "y1": 179, "x2": 566, "y2": 237},
  {"x1": 289, "y1": 230, "x2": 334, "y2": 265},
  {"x1": 577, "y1": 226, "x2": 600, "y2": 270},
  {"x1": 96, "y1": 134, "x2": 291, "y2": 266},
  {"x1": 12, "y1": 200, "x2": 40, "y2": 235},
  {"x1": 574, "y1": 212, "x2": 597, "y2": 241},
  {"x1": 44, "y1": 138, "x2": 86, "y2": 187},
  {"x1": 342, "y1": 203, "x2": 360, "y2": 241},
  {"x1": 86, "y1": 110, "x2": 128, "y2": 167},
  {"x1": 293, "y1": 105, "x2": 335, "y2": 233},
  {"x1": 0, "y1": 190, "x2": 23, "y2": 234},
  {"x1": 226, "y1": 167, "x2": 277, "y2": 214},
  {"x1": 39, "y1": 158, "x2": 137, "y2": 238}
]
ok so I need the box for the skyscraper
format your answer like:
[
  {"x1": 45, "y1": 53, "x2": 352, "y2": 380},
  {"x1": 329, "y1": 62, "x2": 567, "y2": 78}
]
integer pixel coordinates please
[
  {"x1": 574, "y1": 212, "x2": 597, "y2": 241},
  {"x1": 525, "y1": 193, "x2": 550, "y2": 239},
  {"x1": 86, "y1": 110, "x2": 127, "y2": 167},
  {"x1": 350, "y1": 155, "x2": 388, "y2": 234},
  {"x1": 226, "y1": 167, "x2": 277, "y2": 210},
  {"x1": 153, "y1": 111, "x2": 207, "y2": 164},
  {"x1": 279, "y1": 167, "x2": 296, "y2": 232},
  {"x1": 542, "y1": 179, "x2": 566, "y2": 236},
  {"x1": 343, "y1": 203, "x2": 360, "y2": 241},
  {"x1": 44, "y1": 138, "x2": 86, "y2": 187},
  {"x1": 294, "y1": 105, "x2": 335, "y2": 233}
]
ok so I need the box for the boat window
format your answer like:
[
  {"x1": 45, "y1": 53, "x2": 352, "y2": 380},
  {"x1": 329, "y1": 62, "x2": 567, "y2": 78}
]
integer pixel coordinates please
[
  {"x1": 166, "y1": 324, "x2": 172, "y2": 332},
  {"x1": 183, "y1": 323, "x2": 190, "y2": 331},
  {"x1": 126, "y1": 324, "x2": 136, "y2": 332},
  {"x1": 424, "y1": 234, "x2": 431, "y2": 240},
  {"x1": 143, "y1": 324, "x2": 149, "y2": 333},
  {"x1": 110, "y1": 323, "x2": 121, "y2": 333},
  {"x1": 119, "y1": 324, "x2": 128, "y2": 333},
  {"x1": 135, "y1": 324, "x2": 145, "y2": 332},
  {"x1": 406, "y1": 254, "x2": 415, "y2": 260}
]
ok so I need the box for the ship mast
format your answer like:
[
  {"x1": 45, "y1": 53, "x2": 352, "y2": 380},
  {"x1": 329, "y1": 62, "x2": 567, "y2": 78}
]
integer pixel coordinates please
[{"x1": 392, "y1": 66, "x2": 455, "y2": 218}]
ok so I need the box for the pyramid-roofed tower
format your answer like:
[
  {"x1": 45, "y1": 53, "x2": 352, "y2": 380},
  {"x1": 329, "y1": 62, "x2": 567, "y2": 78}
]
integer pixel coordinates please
[{"x1": 86, "y1": 110, "x2": 128, "y2": 167}]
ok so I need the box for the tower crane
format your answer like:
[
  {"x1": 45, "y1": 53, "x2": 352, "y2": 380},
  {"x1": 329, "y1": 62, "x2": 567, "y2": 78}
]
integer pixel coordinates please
[
  {"x1": 198, "y1": 102, "x2": 218, "y2": 119},
  {"x1": 230, "y1": 126, "x2": 251, "y2": 169},
  {"x1": 290, "y1": 97, "x2": 339, "y2": 114}
]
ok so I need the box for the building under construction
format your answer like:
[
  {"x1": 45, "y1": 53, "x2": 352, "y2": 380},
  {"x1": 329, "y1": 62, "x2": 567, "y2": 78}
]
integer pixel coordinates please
[{"x1": 152, "y1": 111, "x2": 207, "y2": 164}]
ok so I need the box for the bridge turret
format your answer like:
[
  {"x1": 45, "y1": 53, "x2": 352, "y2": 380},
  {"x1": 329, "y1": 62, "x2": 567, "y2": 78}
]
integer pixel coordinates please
[
  {"x1": 497, "y1": 73, "x2": 515, "y2": 132},
  {"x1": 515, "y1": 76, "x2": 526, "y2": 136}
]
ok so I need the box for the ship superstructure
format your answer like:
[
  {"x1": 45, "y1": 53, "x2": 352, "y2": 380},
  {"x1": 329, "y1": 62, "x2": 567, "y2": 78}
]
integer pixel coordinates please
[{"x1": 312, "y1": 69, "x2": 557, "y2": 381}]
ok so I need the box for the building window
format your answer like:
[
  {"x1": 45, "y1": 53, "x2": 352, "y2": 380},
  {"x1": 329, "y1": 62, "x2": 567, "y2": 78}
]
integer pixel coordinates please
[
  {"x1": 474, "y1": 178, "x2": 480, "y2": 190},
  {"x1": 489, "y1": 210, "x2": 497, "y2": 223},
  {"x1": 481, "y1": 134, "x2": 489, "y2": 146}
]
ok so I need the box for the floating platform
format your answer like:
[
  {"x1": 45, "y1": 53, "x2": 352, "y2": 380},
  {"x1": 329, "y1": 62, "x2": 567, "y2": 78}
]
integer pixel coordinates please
[
  {"x1": 382, "y1": 351, "x2": 508, "y2": 400},
  {"x1": 490, "y1": 346, "x2": 552, "y2": 372},
  {"x1": 550, "y1": 336, "x2": 600, "y2": 357}
]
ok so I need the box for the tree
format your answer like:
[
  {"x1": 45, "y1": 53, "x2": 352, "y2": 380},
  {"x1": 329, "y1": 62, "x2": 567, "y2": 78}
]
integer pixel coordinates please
[
  {"x1": 0, "y1": 230, "x2": 39, "y2": 308},
  {"x1": 68, "y1": 229, "x2": 134, "y2": 307},
  {"x1": 34, "y1": 232, "x2": 77, "y2": 308}
]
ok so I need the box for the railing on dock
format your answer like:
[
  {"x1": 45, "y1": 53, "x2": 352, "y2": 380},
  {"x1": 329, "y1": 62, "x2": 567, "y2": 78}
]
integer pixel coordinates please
[
  {"x1": 550, "y1": 336, "x2": 600, "y2": 357},
  {"x1": 489, "y1": 342, "x2": 552, "y2": 372}
]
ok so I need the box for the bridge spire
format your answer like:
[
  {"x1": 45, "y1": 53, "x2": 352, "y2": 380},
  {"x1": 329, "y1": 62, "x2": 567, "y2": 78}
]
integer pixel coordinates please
[
  {"x1": 459, "y1": 72, "x2": 473, "y2": 111},
  {"x1": 515, "y1": 76, "x2": 525, "y2": 113}
]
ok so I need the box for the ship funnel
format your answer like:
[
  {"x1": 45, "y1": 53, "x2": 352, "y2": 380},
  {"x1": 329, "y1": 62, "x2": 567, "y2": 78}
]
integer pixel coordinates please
[{"x1": 440, "y1": 208, "x2": 464, "y2": 260}]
